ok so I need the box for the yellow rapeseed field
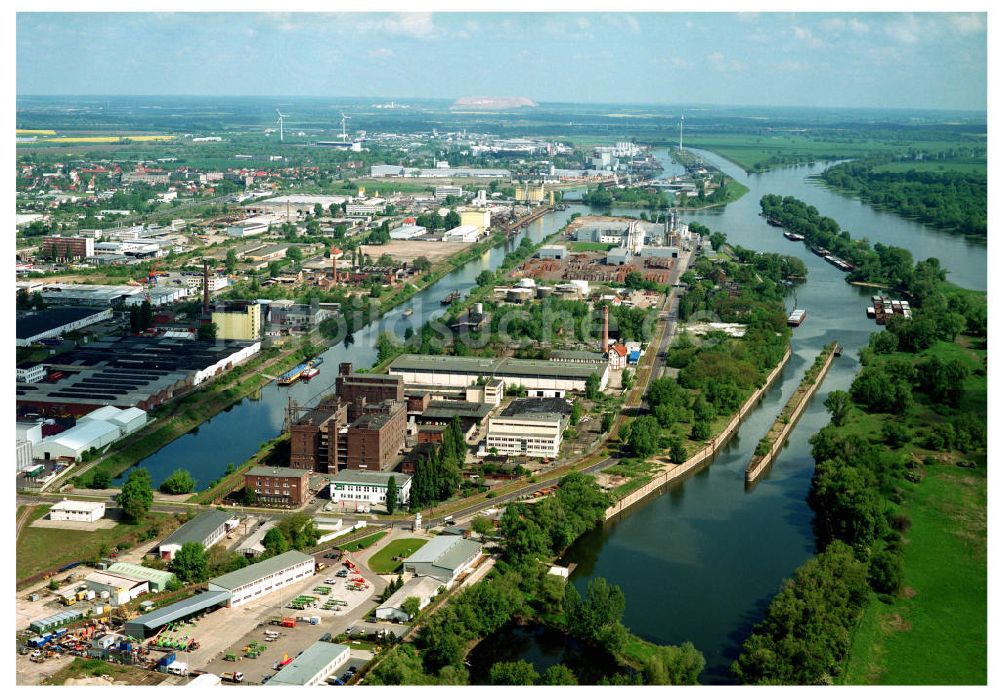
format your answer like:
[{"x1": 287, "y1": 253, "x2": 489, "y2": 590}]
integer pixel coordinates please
[
  {"x1": 16, "y1": 129, "x2": 57, "y2": 135},
  {"x1": 40, "y1": 134, "x2": 176, "y2": 143}
]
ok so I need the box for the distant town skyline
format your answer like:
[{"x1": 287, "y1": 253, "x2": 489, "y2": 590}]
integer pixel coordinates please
[{"x1": 16, "y1": 12, "x2": 987, "y2": 111}]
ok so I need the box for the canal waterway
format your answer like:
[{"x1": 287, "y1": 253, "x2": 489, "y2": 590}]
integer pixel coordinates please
[
  {"x1": 554, "y1": 148, "x2": 986, "y2": 683},
  {"x1": 119, "y1": 146, "x2": 986, "y2": 683},
  {"x1": 116, "y1": 207, "x2": 579, "y2": 489}
]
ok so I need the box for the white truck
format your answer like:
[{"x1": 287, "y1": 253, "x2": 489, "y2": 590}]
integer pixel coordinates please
[{"x1": 166, "y1": 661, "x2": 188, "y2": 676}]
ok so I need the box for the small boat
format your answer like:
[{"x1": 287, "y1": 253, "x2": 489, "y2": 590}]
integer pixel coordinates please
[
  {"x1": 301, "y1": 367, "x2": 320, "y2": 380},
  {"x1": 787, "y1": 308, "x2": 806, "y2": 327},
  {"x1": 783, "y1": 231, "x2": 805, "y2": 241},
  {"x1": 309, "y1": 357, "x2": 324, "y2": 367},
  {"x1": 834, "y1": 345, "x2": 844, "y2": 358},
  {"x1": 403, "y1": 308, "x2": 413, "y2": 317},
  {"x1": 810, "y1": 246, "x2": 830, "y2": 258},
  {"x1": 277, "y1": 363, "x2": 308, "y2": 385},
  {"x1": 440, "y1": 291, "x2": 461, "y2": 305}
]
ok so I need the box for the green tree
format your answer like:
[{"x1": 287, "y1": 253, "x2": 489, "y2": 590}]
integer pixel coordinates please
[
  {"x1": 117, "y1": 468, "x2": 153, "y2": 522},
  {"x1": 159, "y1": 469, "x2": 196, "y2": 494},
  {"x1": 824, "y1": 390, "x2": 851, "y2": 426},
  {"x1": 242, "y1": 486, "x2": 258, "y2": 506},
  {"x1": 401, "y1": 596, "x2": 422, "y2": 620},
  {"x1": 489, "y1": 660, "x2": 539, "y2": 686},
  {"x1": 476, "y1": 270, "x2": 495, "y2": 287},
  {"x1": 197, "y1": 321, "x2": 218, "y2": 341},
  {"x1": 471, "y1": 515, "x2": 493, "y2": 536},
  {"x1": 171, "y1": 542, "x2": 208, "y2": 583},
  {"x1": 621, "y1": 369, "x2": 635, "y2": 391},
  {"x1": 412, "y1": 256, "x2": 431, "y2": 272},
  {"x1": 540, "y1": 664, "x2": 577, "y2": 685},
  {"x1": 627, "y1": 416, "x2": 662, "y2": 459},
  {"x1": 262, "y1": 527, "x2": 290, "y2": 556},
  {"x1": 224, "y1": 248, "x2": 238, "y2": 273},
  {"x1": 444, "y1": 210, "x2": 461, "y2": 230},
  {"x1": 88, "y1": 469, "x2": 112, "y2": 489},
  {"x1": 585, "y1": 372, "x2": 601, "y2": 400},
  {"x1": 385, "y1": 476, "x2": 398, "y2": 514}
]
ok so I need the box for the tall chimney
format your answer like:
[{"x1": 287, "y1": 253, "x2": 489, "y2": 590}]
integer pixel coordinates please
[
  {"x1": 602, "y1": 305, "x2": 609, "y2": 353},
  {"x1": 331, "y1": 254, "x2": 337, "y2": 284},
  {"x1": 202, "y1": 259, "x2": 210, "y2": 317}
]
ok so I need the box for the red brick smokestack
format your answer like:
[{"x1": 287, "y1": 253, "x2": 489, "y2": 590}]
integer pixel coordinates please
[
  {"x1": 332, "y1": 255, "x2": 337, "y2": 284},
  {"x1": 202, "y1": 259, "x2": 210, "y2": 317},
  {"x1": 602, "y1": 305, "x2": 609, "y2": 353}
]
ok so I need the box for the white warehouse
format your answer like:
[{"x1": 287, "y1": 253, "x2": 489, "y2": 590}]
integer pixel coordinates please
[
  {"x1": 403, "y1": 536, "x2": 482, "y2": 589},
  {"x1": 34, "y1": 406, "x2": 147, "y2": 462},
  {"x1": 328, "y1": 470, "x2": 412, "y2": 511},
  {"x1": 375, "y1": 575, "x2": 443, "y2": 622},
  {"x1": 208, "y1": 550, "x2": 315, "y2": 608},
  {"x1": 388, "y1": 354, "x2": 608, "y2": 396}
]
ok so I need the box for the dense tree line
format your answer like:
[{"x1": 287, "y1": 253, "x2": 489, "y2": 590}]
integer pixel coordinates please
[
  {"x1": 821, "y1": 158, "x2": 986, "y2": 236},
  {"x1": 408, "y1": 417, "x2": 465, "y2": 508}
]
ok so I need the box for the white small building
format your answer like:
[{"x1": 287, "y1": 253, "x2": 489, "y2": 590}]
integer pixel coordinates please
[
  {"x1": 608, "y1": 343, "x2": 628, "y2": 371},
  {"x1": 158, "y1": 509, "x2": 236, "y2": 561},
  {"x1": 486, "y1": 412, "x2": 566, "y2": 459},
  {"x1": 264, "y1": 642, "x2": 350, "y2": 686},
  {"x1": 183, "y1": 275, "x2": 229, "y2": 292},
  {"x1": 209, "y1": 550, "x2": 315, "y2": 608},
  {"x1": 83, "y1": 571, "x2": 149, "y2": 607},
  {"x1": 389, "y1": 224, "x2": 426, "y2": 240},
  {"x1": 50, "y1": 499, "x2": 106, "y2": 523},
  {"x1": 375, "y1": 575, "x2": 443, "y2": 622},
  {"x1": 403, "y1": 535, "x2": 482, "y2": 589},
  {"x1": 443, "y1": 224, "x2": 481, "y2": 243},
  {"x1": 226, "y1": 217, "x2": 273, "y2": 238},
  {"x1": 328, "y1": 470, "x2": 411, "y2": 511}
]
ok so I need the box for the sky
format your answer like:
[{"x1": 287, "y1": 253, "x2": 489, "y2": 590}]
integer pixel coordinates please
[{"x1": 15, "y1": 12, "x2": 988, "y2": 111}]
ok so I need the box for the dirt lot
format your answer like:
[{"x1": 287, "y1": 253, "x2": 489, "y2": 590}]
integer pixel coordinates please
[{"x1": 360, "y1": 239, "x2": 468, "y2": 264}]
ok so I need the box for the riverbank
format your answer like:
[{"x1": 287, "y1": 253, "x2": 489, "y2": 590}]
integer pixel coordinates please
[
  {"x1": 745, "y1": 342, "x2": 837, "y2": 485},
  {"x1": 605, "y1": 345, "x2": 791, "y2": 520}
]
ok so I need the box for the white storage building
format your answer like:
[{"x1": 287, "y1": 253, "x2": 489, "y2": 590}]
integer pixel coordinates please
[
  {"x1": 208, "y1": 550, "x2": 315, "y2": 608},
  {"x1": 403, "y1": 535, "x2": 482, "y2": 589},
  {"x1": 50, "y1": 499, "x2": 106, "y2": 523},
  {"x1": 486, "y1": 412, "x2": 566, "y2": 459},
  {"x1": 83, "y1": 571, "x2": 149, "y2": 607},
  {"x1": 33, "y1": 406, "x2": 148, "y2": 461},
  {"x1": 264, "y1": 642, "x2": 350, "y2": 686},
  {"x1": 157, "y1": 510, "x2": 236, "y2": 561},
  {"x1": 375, "y1": 575, "x2": 443, "y2": 622},
  {"x1": 328, "y1": 470, "x2": 412, "y2": 511}
]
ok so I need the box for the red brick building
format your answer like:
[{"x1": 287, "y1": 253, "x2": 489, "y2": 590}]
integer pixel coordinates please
[
  {"x1": 346, "y1": 400, "x2": 406, "y2": 471},
  {"x1": 289, "y1": 400, "x2": 348, "y2": 474},
  {"x1": 335, "y1": 363, "x2": 405, "y2": 420},
  {"x1": 243, "y1": 465, "x2": 310, "y2": 506}
]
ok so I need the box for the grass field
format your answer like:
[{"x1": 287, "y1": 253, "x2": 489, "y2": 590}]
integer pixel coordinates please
[
  {"x1": 337, "y1": 530, "x2": 388, "y2": 553},
  {"x1": 568, "y1": 241, "x2": 616, "y2": 252},
  {"x1": 44, "y1": 657, "x2": 169, "y2": 686},
  {"x1": 841, "y1": 465, "x2": 986, "y2": 685},
  {"x1": 836, "y1": 335, "x2": 986, "y2": 684},
  {"x1": 16, "y1": 507, "x2": 176, "y2": 582},
  {"x1": 871, "y1": 158, "x2": 986, "y2": 175},
  {"x1": 368, "y1": 538, "x2": 428, "y2": 574}
]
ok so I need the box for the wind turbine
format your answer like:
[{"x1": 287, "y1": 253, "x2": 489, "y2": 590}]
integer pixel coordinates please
[
  {"x1": 339, "y1": 112, "x2": 351, "y2": 142},
  {"x1": 276, "y1": 109, "x2": 288, "y2": 142}
]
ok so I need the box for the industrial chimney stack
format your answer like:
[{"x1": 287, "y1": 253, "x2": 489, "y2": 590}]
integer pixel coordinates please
[{"x1": 602, "y1": 305, "x2": 609, "y2": 353}]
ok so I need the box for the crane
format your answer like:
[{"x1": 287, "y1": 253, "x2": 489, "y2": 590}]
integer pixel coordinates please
[{"x1": 339, "y1": 112, "x2": 351, "y2": 142}]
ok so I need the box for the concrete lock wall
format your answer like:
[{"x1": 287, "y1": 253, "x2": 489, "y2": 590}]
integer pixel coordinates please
[{"x1": 605, "y1": 346, "x2": 791, "y2": 521}]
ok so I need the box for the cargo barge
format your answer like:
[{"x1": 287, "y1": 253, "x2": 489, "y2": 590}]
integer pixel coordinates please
[
  {"x1": 440, "y1": 291, "x2": 461, "y2": 305},
  {"x1": 787, "y1": 308, "x2": 806, "y2": 327},
  {"x1": 783, "y1": 231, "x2": 805, "y2": 241}
]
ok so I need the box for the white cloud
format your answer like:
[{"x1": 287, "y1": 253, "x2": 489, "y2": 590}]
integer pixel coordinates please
[
  {"x1": 848, "y1": 18, "x2": 870, "y2": 35},
  {"x1": 948, "y1": 14, "x2": 985, "y2": 35},
  {"x1": 792, "y1": 25, "x2": 812, "y2": 40},
  {"x1": 367, "y1": 48, "x2": 394, "y2": 59},
  {"x1": 884, "y1": 15, "x2": 920, "y2": 44},
  {"x1": 381, "y1": 13, "x2": 437, "y2": 39},
  {"x1": 706, "y1": 51, "x2": 743, "y2": 73}
]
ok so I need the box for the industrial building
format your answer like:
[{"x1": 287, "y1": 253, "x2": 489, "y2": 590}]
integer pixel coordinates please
[
  {"x1": 105, "y1": 562, "x2": 176, "y2": 592},
  {"x1": 123, "y1": 591, "x2": 231, "y2": 639},
  {"x1": 16, "y1": 307, "x2": 114, "y2": 346},
  {"x1": 226, "y1": 216, "x2": 276, "y2": 237},
  {"x1": 434, "y1": 185, "x2": 463, "y2": 199},
  {"x1": 346, "y1": 400, "x2": 407, "y2": 471},
  {"x1": 211, "y1": 301, "x2": 262, "y2": 341},
  {"x1": 608, "y1": 343, "x2": 629, "y2": 370},
  {"x1": 17, "y1": 362, "x2": 46, "y2": 383},
  {"x1": 443, "y1": 224, "x2": 481, "y2": 243},
  {"x1": 389, "y1": 354, "x2": 609, "y2": 397},
  {"x1": 369, "y1": 164, "x2": 510, "y2": 178},
  {"x1": 83, "y1": 571, "x2": 149, "y2": 607},
  {"x1": 50, "y1": 499, "x2": 106, "y2": 522},
  {"x1": 539, "y1": 245, "x2": 568, "y2": 260},
  {"x1": 243, "y1": 465, "x2": 310, "y2": 506},
  {"x1": 41, "y1": 235, "x2": 94, "y2": 259},
  {"x1": 335, "y1": 363, "x2": 404, "y2": 420},
  {"x1": 157, "y1": 510, "x2": 236, "y2": 561},
  {"x1": 328, "y1": 470, "x2": 411, "y2": 511},
  {"x1": 289, "y1": 400, "x2": 348, "y2": 473},
  {"x1": 486, "y1": 398, "x2": 570, "y2": 459},
  {"x1": 412, "y1": 400, "x2": 493, "y2": 442},
  {"x1": 17, "y1": 336, "x2": 261, "y2": 416},
  {"x1": 266, "y1": 301, "x2": 334, "y2": 335},
  {"x1": 375, "y1": 575, "x2": 442, "y2": 622},
  {"x1": 33, "y1": 406, "x2": 147, "y2": 461},
  {"x1": 459, "y1": 209, "x2": 491, "y2": 234},
  {"x1": 403, "y1": 535, "x2": 482, "y2": 589},
  {"x1": 208, "y1": 550, "x2": 315, "y2": 608},
  {"x1": 248, "y1": 194, "x2": 348, "y2": 219},
  {"x1": 264, "y1": 642, "x2": 351, "y2": 686}
]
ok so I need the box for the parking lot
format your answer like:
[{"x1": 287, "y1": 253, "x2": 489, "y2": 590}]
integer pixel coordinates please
[{"x1": 178, "y1": 563, "x2": 386, "y2": 685}]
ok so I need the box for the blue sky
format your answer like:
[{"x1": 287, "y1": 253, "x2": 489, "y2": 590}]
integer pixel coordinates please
[{"x1": 16, "y1": 12, "x2": 987, "y2": 110}]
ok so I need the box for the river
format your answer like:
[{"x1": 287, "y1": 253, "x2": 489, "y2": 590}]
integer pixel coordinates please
[
  {"x1": 555, "y1": 148, "x2": 986, "y2": 683},
  {"x1": 119, "y1": 146, "x2": 986, "y2": 682},
  {"x1": 115, "y1": 207, "x2": 580, "y2": 489}
]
